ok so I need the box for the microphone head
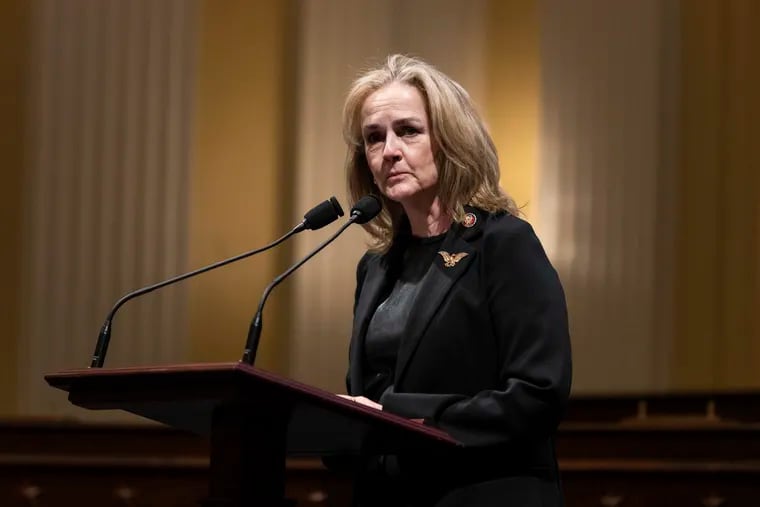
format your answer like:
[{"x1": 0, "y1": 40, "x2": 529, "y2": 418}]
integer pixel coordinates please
[
  {"x1": 350, "y1": 195, "x2": 382, "y2": 224},
  {"x1": 303, "y1": 196, "x2": 345, "y2": 230}
]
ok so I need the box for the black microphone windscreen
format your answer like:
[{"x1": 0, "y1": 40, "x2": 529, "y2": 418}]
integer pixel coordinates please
[
  {"x1": 350, "y1": 195, "x2": 382, "y2": 224},
  {"x1": 303, "y1": 196, "x2": 345, "y2": 230}
]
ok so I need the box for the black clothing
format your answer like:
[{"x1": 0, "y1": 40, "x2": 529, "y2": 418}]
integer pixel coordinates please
[
  {"x1": 347, "y1": 208, "x2": 572, "y2": 507},
  {"x1": 363, "y1": 234, "x2": 445, "y2": 400}
]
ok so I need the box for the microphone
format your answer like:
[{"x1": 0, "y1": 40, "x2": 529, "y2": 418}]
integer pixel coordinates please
[
  {"x1": 301, "y1": 197, "x2": 344, "y2": 231},
  {"x1": 89, "y1": 197, "x2": 344, "y2": 368},
  {"x1": 349, "y1": 193, "x2": 382, "y2": 224},
  {"x1": 241, "y1": 195, "x2": 382, "y2": 365}
]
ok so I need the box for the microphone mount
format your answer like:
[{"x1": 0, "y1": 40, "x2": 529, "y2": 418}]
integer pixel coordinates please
[
  {"x1": 90, "y1": 225, "x2": 301, "y2": 368},
  {"x1": 241, "y1": 195, "x2": 381, "y2": 365},
  {"x1": 89, "y1": 197, "x2": 344, "y2": 368}
]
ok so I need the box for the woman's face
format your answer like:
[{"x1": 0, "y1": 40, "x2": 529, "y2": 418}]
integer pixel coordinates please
[{"x1": 360, "y1": 82, "x2": 438, "y2": 207}]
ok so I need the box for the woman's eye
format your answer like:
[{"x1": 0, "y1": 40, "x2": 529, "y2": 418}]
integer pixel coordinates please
[
  {"x1": 365, "y1": 132, "x2": 383, "y2": 144},
  {"x1": 399, "y1": 126, "x2": 419, "y2": 136}
]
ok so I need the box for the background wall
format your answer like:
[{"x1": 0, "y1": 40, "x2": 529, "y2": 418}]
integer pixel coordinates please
[
  {"x1": 537, "y1": 0, "x2": 679, "y2": 392},
  {"x1": 2, "y1": 0, "x2": 759, "y2": 417},
  {"x1": 0, "y1": 0, "x2": 29, "y2": 415},
  {"x1": 674, "y1": 0, "x2": 760, "y2": 388},
  {"x1": 11, "y1": 0, "x2": 197, "y2": 418},
  {"x1": 188, "y1": 0, "x2": 297, "y2": 373}
]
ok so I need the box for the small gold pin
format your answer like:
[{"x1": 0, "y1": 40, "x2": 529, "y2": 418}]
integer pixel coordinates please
[
  {"x1": 463, "y1": 212, "x2": 477, "y2": 228},
  {"x1": 438, "y1": 251, "x2": 469, "y2": 267}
]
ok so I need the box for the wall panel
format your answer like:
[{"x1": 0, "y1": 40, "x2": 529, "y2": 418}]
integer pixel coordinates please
[{"x1": 19, "y1": 0, "x2": 197, "y2": 416}]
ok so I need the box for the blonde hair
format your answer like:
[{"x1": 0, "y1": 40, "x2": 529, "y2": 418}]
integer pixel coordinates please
[{"x1": 343, "y1": 54, "x2": 519, "y2": 251}]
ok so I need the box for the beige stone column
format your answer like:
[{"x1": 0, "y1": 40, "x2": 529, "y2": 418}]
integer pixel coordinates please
[
  {"x1": 674, "y1": 0, "x2": 760, "y2": 389},
  {"x1": 19, "y1": 0, "x2": 198, "y2": 416},
  {"x1": 538, "y1": 0, "x2": 680, "y2": 392}
]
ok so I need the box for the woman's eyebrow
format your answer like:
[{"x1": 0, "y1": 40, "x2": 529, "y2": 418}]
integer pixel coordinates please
[
  {"x1": 392, "y1": 116, "x2": 423, "y2": 125},
  {"x1": 362, "y1": 117, "x2": 424, "y2": 134}
]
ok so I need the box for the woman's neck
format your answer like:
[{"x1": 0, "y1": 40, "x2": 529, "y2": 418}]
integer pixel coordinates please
[{"x1": 402, "y1": 195, "x2": 452, "y2": 238}]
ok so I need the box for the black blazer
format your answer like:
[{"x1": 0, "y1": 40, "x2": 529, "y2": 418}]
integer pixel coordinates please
[{"x1": 347, "y1": 208, "x2": 572, "y2": 507}]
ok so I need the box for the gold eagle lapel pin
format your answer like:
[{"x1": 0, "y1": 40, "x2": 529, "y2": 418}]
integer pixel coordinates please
[{"x1": 438, "y1": 251, "x2": 469, "y2": 268}]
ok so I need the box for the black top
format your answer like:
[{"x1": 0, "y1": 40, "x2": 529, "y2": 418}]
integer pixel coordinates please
[{"x1": 363, "y1": 233, "x2": 446, "y2": 401}]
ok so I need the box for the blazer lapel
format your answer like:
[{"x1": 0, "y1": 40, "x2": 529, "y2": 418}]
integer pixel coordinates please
[
  {"x1": 351, "y1": 207, "x2": 486, "y2": 394},
  {"x1": 348, "y1": 255, "x2": 391, "y2": 395},
  {"x1": 394, "y1": 227, "x2": 477, "y2": 386}
]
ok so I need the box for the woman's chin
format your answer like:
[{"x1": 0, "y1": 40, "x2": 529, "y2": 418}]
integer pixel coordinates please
[{"x1": 383, "y1": 185, "x2": 421, "y2": 203}]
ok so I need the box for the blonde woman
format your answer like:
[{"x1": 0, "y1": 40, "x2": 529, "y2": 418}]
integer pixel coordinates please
[{"x1": 341, "y1": 55, "x2": 572, "y2": 507}]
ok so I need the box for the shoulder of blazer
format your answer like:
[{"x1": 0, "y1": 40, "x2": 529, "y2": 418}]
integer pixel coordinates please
[
  {"x1": 479, "y1": 212, "x2": 563, "y2": 302},
  {"x1": 478, "y1": 211, "x2": 543, "y2": 248},
  {"x1": 461, "y1": 208, "x2": 538, "y2": 244},
  {"x1": 475, "y1": 211, "x2": 553, "y2": 269},
  {"x1": 480, "y1": 210, "x2": 534, "y2": 236},
  {"x1": 355, "y1": 250, "x2": 386, "y2": 278}
]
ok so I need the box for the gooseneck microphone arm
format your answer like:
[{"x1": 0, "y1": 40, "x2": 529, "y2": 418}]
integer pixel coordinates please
[
  {"x1": 241, "y1": 218, "x2": 355, "y2": 365},
  {"x1": 90, "y1": 226, "x2": 300, "y2": 368},
  {"x1": 89, "y1": 196, "x2": 345, "y2": 368},
  {"x1": 241, "y1": 195, "x2": 381, "y2": 365}
]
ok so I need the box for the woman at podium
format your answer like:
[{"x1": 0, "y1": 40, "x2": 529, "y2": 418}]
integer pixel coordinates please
[{"x1": 339, "y1": 54, "x2": 572, "y2": 507}]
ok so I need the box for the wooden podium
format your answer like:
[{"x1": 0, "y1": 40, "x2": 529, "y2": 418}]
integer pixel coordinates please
[{"x1": 45, "y1": 362, "x2": 459, "y2": 506}]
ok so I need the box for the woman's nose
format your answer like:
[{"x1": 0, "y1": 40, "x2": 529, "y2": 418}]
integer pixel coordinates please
[{"x1": 382, "y1": 133, "x2": 402, "y2": 161}]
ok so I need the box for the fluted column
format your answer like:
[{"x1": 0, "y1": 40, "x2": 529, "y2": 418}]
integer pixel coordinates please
[
  {"x1": 0, "y1": 0, "x2": 30, "y2": 415},
  {"x1": 19, "y1": 0, "x2": 198, "y2": 415},
  {"x1": 675, "y1": 0, "x2": 760, "y2": 389},
  {"x1": 538, "y1": 0, "x2": 680, "y2": 392}
]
